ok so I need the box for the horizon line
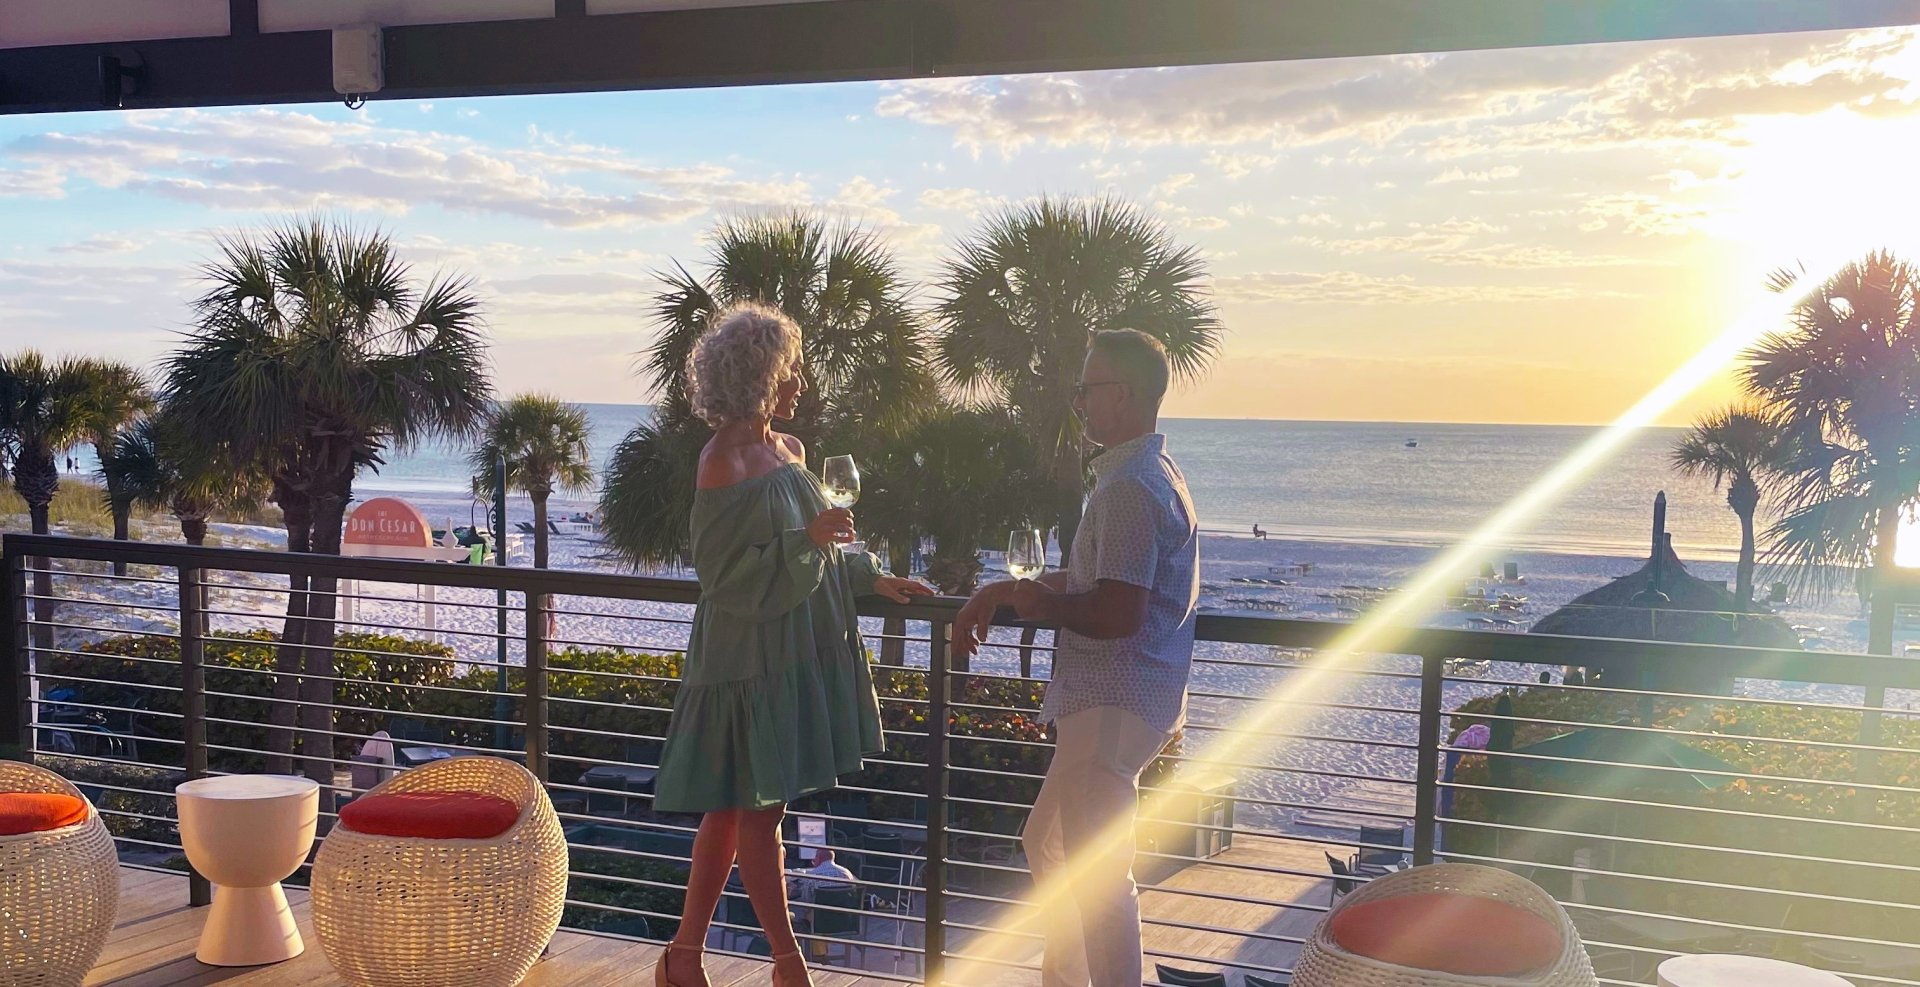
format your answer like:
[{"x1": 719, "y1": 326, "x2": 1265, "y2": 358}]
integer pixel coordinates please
[{"x1": 555, "y1": 400, "x2": 1686, "y2": 430}]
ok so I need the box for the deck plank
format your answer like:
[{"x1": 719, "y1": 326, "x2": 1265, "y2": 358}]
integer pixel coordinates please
[{"x1": 90, "y1": 871, "x2": 785, "y2": 987}]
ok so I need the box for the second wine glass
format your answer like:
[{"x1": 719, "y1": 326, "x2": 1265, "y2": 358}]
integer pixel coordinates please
[{"x1": 1008, "y1": 529, "x2": 1045, "y2": 580}]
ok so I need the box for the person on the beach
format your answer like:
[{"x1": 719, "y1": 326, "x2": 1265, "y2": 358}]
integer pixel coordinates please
[
  {"x1": 651, "y1": 303, "x2": 933, "y2": 987},
  {"x1": 953, "y1": 328, "x2": 1200, "y2": 987},
  {"x1": 1252, "y1": 523, "x2": 1266, "y2": 540}
]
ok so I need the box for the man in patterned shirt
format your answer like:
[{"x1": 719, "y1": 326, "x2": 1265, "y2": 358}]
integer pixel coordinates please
[{"x1": 954, "y1": 328, "x2": 1201, "y2": 987}]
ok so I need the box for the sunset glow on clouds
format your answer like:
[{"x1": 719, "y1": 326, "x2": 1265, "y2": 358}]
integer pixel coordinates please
[{"x1": 2, "y1": 26, "x2": 1917, "y2": 424}]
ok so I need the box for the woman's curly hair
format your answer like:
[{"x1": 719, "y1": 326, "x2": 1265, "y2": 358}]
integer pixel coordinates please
[{"x1": 686, "y1": 302, "x2": 805, "y2": 426}]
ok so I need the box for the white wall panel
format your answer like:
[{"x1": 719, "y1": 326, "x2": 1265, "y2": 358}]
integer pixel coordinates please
[
  {"x1": 259, "y1": 0, "x2": 553, "y2": 33},
  {"x1": 587, "y1": 0, "x2": 836, "y2": 13},
  {"x1": 0, "y1": 0, "x2": 228, "y2": 50}
]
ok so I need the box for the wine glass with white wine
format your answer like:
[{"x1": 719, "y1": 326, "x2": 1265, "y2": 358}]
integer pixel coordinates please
[
  {"x1": 1008, "y1": 529, "x2": 1045, "y2": 580},
  {"x1": 821, "y1": 455, "x2": 863, "y2": 553}
]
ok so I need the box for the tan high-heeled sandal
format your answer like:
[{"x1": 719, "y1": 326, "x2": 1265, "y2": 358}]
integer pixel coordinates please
[
  {"x1": 654, "y1": 942, "x2": 707, "y2": 987},
  {"x1": 771, "y1": 948, "x2": 815, "y2": 987}
]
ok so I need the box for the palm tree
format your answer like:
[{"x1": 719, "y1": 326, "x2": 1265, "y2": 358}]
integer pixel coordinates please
[
  {"x1": 1742, "y1": 251, "x2": 1920, "y2": 652},
  {"x1": 1671, "y1": 404, "x2": 1786, "y2": 607},
  {"x1": 0, "y1": 351, "x2": 92, "y2": 652},
  {"x1": 933, "y1": 196, "x2": 1223, "y2": 561},
  {"x1": 469, "y1": 395, "x2": 593, "y2": 569},
  {"x1": 105, "y1": 413, "x2": 264, "y2": 546},
  {"x1": 866, "y1": 406, "x2": 1044, "y2": 596},
  {"x1": 163, "y1": 219, "x2": 492, "y2": 780},
  {"x1": 0, "y1": 351, "x2": 93, "y2": 536},
  {"x1": 75, "y1": 358, "x2": 156, "y2": 573},
  {"x1": 600, "y1": 211, "x2": 935, "y2": 567}
]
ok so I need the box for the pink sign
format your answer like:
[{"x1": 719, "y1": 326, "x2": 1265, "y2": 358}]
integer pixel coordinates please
[{"x1": 343, "y1": 497, "x2": 431, "y2": 549}]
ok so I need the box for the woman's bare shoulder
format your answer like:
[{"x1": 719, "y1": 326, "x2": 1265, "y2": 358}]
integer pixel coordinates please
[{"x1": 698, "y1": 436, "x2": 794, "y2": 490}]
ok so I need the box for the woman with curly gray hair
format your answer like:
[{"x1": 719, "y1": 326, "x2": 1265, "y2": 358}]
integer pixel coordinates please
[{"x1": 653, "y1": 302, "x2": 932, "y2": 987}]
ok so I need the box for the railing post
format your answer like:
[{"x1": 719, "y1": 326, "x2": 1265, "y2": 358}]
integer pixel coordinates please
[
  {"x1": 923, "y1": 618, "x2": 951, "y2": 987},
  {"x1": 1412, "y1": 652, "x2": 1444, "y2": 865},
  {"x1": 179, "y1": 566, "x2": 212, "y2": 907},
  {"x1": 3, "y1": 551, "x2": 28, "y2": 760},
  {"x1": 524, "y1": 591, "x2": 550, "y2": 783}
]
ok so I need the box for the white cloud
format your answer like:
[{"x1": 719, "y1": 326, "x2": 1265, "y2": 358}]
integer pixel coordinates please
[
  {"x1": 1425, "y1": 245, "x2": 1657, "y2": 269},
  {"x1": 1151, "y1": 172, "x2": 1198, "y2": 198},
  {"x1": 1431, "y1": 165, "x2": 1522, "y2": 184},
  {"x1": 1155, "y1": 200, "x2": 1230, "y2": 232},
  {"x1": 0, "y1": 166, "x2": 64, "y2": 199},
  {"x1": 1217, "y1": 270, "x2": 1599, "y2": 305},
  {"x1": 51, "y1": 234, "x2": 144, "y2": 255},
  {"x1": 4, "y1": 109, "x2": 807, "y2": 229},
  {"x1": 874, "y1": 29, "x2": 1920, "y2": 156},
  {"x1": 833, "y1": 175, "x2": 897, "y2": 210},
  {"x1": 1206, "y1": 150, "x2": 1280, "y2": 179},
  {"x1": 1295, "y1": 218, "x2": 1508, "y2": 255},
  {"x1": 918, "y1": 186, "x2": 1002, "y2": 217},
  {"x1": 1578, "y1": 193, "x2": 1709, "y2": 236}
]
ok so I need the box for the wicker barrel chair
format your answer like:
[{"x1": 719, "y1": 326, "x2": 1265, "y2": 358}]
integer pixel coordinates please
[
  {"x1": 0, "y1": 760, "x2": 119, "y2": 987},
  {"x1": 1294, "y1": 863, "x2": 1598, "y2": 987},
  {"x1": 311, "y1": 756, "x2": 568, "y2": 987}
]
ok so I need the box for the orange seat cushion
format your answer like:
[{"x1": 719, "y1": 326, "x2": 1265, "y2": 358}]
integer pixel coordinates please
[
  {"x1": 1331, "y1": 893, "x2": 1563, "y2": 977},
  {"x1": 339, "y1": 791, "x2": 520, "y2": 840},
  {"x1": 0, "y1": 792, "x2": 90, "y2": 836}
]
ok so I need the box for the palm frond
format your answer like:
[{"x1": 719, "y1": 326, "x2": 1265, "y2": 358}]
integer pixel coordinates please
[
  {"x1": 597, "y1": 416, "x2": 706, "y2": 567},
  {"x1": 1740, "y1": 250, "x2": 1920, "y2": 597}
]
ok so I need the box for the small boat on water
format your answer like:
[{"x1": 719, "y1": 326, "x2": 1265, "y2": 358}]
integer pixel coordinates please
[{"x1": 1405, "y1": 438, "x2": 1418, "y2": 448}]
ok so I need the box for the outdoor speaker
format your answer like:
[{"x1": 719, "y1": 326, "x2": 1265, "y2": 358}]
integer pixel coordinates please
[{"x1": 332, "y1": 24, "x2": 384, "y2": 97}]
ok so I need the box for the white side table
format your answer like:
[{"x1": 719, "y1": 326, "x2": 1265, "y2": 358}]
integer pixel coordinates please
[
  {"x1": 1659, "y1": 955, "x2": 1850, "y2": 987},
  {"x1": 175, "y1": 775, "x2": 320, "y2": 966}
]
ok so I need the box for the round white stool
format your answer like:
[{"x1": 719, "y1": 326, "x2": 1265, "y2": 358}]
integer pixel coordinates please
[
  {"x1": 1659, "y1": 955, "x2": 1849, "y2": 987},
  {"x1": 175, "y1": 775, "x2": 321, "y2": 966}
]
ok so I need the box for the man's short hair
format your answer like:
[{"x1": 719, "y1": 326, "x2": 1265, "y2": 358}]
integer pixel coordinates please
[{"x1": 1089, "y1": 329, "x2": 1171, "y2": 408}]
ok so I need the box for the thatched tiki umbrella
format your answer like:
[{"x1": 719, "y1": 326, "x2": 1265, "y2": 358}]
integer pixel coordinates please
[{"x1": 1529, "y1": 493, "x2": 1799, "y2": 694}]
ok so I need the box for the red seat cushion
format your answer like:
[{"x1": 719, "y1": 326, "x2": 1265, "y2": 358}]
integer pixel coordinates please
[
  {"x1": 338, "y1": 791, "x2": 520, "y2": 840},
  {"x1": 1331, "y1": 893, "x2": 1563, "y2": 977},
  {"x1": 0, "y1": 792, "x2": 90, "y2": 836}
]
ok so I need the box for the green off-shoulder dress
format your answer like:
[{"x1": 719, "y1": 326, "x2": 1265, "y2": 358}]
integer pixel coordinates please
[{"x1": 652, "y1": 462, "x2": 888, "y2": 813}]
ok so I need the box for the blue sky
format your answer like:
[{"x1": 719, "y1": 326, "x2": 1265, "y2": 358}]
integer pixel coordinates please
[{"x1": 3, "y1": 25, "x2": 1918, "y2": 424}]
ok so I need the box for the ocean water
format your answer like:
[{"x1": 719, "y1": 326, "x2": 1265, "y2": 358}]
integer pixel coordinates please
[{"x1": 361, "y1": 405, "x2": 1745, "y2": 563}]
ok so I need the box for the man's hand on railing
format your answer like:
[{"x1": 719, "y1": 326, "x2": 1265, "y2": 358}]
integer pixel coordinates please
[{"x1": 952, "y1": 579, "x2": 1017, "y2": 661}]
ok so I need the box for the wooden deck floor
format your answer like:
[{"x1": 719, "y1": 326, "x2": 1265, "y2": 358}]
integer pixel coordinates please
[
  {"x1": 938, "y1": 832, "x2": 1337, "y2": 986},
  {"x1": 92, "y1": 869, "x2": 906, "y2": 987}
]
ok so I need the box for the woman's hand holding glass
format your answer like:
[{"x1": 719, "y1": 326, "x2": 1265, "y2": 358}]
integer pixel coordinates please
[{"x1": 807, "y1": 508, "x2": 857, "y2": 549}]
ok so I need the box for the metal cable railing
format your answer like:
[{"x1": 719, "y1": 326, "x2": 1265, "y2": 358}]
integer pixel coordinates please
[{"x1": 4, "y1": 533, "x2": 1919, "y2": 986}]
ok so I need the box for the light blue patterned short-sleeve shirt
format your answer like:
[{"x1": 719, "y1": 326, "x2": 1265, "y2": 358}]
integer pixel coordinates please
[{"x1": 1041, "y1": 433, "x2": 1200, "y2": 733}]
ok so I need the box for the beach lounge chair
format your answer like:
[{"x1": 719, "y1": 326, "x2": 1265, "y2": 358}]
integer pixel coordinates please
[
  {"x1": 1326, "y1": 851, "x2": 1359, "y2": 902},
  {"x1": 515, "y1": 521, "x2": 536, "y2": 534},
  {"x1": 1357, "y1": 823, "x2": 1408, "y2": 867},
  {"x1": 548, "y1": 519, "x2": 562, "y2": 534},
  {"x1": 1154, "y1": 965, "x2": 1228, "y2": 987}
]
